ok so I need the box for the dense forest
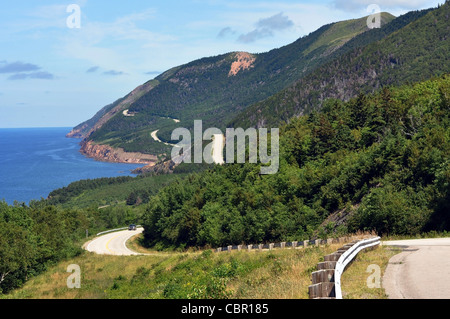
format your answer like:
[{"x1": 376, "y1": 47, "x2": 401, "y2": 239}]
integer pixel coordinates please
[
  {"x1": 79, "y1": 12, "x2": 396, "y2": 152},
  {"x1": 0, "y1": 195, "x2": 152, "y2": 294},
  {"x1": 232, "y1": 2, "x2": 449, "y2": 128},
  {"x1": 141, "y1": 74, "x2": 449, "y2": 249},
  {"x1": 1, "y1": 75, "x2": 447, "y2": 294},
  {"x1": 1, "y1": 3, "x2": 448, "y2": 296}
]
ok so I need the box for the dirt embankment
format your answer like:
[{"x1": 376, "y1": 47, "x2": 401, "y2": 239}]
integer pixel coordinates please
[{"x1": 80, "y1": 140, "x2": 157, "y2": 165}]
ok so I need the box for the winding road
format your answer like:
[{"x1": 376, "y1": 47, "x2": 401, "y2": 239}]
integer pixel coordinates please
[
  {"x1": 84, "y1": 228, "x2": 450, "y2": 299},
  {"x1": 85, "y1": 228, "x2": 144, "y2": 256},
  {"x1": 382, "y1": 238, "x2": 450, "y2": 299}
]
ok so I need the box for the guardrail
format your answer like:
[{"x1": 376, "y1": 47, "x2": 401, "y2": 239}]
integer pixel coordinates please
[
  {"x1": 308, "y1": 236, "x2": 381, "y2": 299},
  {"x1": 213, "y1": 235, "x2": 372, "y2": 253},
  {"x1": 91, "y1": 227, "x2": 379, "y2": 298},
  {"x1": 96, "y1": 225, "x2": 142, "y2": 236},
  {"x1": 214, "y1": 238, "x2": 335, "y2": 253}
]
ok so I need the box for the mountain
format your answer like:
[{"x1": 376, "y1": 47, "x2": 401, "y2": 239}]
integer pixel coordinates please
[
  {"x1": 231, "y1": 3, "x2": 449, "y2": 128},
  {"x1": 141, "y1": 74, "x2": 450, "y2": 248},
  {"x1": 66, "y1": 79, "x2": 159, "y2": 139},
  {"x1": 68, "y1": 12, "x2": 396, "y2": 164}
]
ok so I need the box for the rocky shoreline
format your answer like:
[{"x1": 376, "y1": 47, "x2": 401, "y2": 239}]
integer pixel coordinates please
[{"x1": 80, "y1": 140, "x2": 158, "y2": 166}]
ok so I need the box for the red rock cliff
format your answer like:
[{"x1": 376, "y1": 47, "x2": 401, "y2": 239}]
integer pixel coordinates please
[{"x1": 80, "y1": 141, "x2": 157, "y2": 165}]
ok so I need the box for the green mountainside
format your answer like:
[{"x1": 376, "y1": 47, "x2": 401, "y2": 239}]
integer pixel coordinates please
[
  {"x1": 142, "y1": 74, "x2": 450, "y2": 248},
  {"x1": 231, "y1": 3, "x2": 449, "y2": 128},
  {"x1": 70, "y1": 13, "x2": 395, "y2": 156},
  {"x1": 1, "y1": 4, "x2": 449, "y2": 295},
  {"x1": 67, "y1": 79, "x2": 159, "y2": 139}
]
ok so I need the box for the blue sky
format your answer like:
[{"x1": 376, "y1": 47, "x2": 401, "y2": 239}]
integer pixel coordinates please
[{"x1": 0, "y1": 0, "x2": 443, "y2": 128}]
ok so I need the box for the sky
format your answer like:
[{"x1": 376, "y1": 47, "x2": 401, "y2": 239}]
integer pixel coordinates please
[{"x1": 0, "y1": 0, "x2": 443, "y2": 128}]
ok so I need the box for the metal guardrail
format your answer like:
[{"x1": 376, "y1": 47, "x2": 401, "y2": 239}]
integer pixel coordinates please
[
  {"x1": 308, "y1": 236, "x2": 381, "y2": 299},
  {"x1": 214, "y1": 238, "x2": 336, "y2": 253},
  {"x1": 334, "y1": 236, "x2": 381, "y2": 299},
  {"x1": 92, "y1": 228, "x2": 379, "y2": 299},
  {"x1": 96, "y1": 225, "x2": 142, "y2": 236}
]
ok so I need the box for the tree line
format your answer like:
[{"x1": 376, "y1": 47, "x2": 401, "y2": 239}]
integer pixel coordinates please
[{"x1": 141, "y1": 74, "x2": 449, "y2": 249}]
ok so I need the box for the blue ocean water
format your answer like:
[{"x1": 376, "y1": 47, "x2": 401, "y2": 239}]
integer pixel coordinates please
[{"x1": 0, "y1": 127, "x2": 144, "y2": 205}]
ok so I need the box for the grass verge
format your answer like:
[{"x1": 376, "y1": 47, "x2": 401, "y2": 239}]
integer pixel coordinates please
[
  {"x1": 2, "y1": 240, "x2": 343, "y2": 299},
  {"x1": 340, "y1": 244, "x2": 402, "y2": 299}
]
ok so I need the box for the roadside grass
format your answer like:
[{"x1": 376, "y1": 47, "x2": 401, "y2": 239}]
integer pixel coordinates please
[
  {"x1": 340, "y1": 244, "x2": 402, "y2": 299},
  {"x1": 382, "y1": 230, "x2": 450, "y2": 241},
  {"x1": 2, "y1": 239, "x2": 343, "y2": 299},
  {"x1": 3, "y1": 232, "x2": 402, "y2": 300}
]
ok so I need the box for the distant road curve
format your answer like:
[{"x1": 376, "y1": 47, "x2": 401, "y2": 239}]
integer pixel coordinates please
[
  {"x1": 85, "y1": 228, "x2": 144, "y2": 256},
  {"x1": 382, "y1": 238, "x2": 450, "y2": 299}
]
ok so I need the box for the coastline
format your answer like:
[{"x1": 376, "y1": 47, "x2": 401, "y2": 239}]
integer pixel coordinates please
[
  {"x1": 79, "y1": 140, "x2": 180, "y2": 175},
  {"x1": 66, "y1": 113, "x2": 182, "y2": 174},
  {"x1": 79, "y1": 140, "x2": 158, "y2": 166},
  {"x1": 0, "y1": 128, "x2": 146, "y2": 204}
]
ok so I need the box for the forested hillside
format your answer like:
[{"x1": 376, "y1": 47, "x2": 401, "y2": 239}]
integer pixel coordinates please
[
  {"x1": 0, "y1": 200, "x2": 140, "y2": 294},
  {"x1": 231, "y1": 2, "x2": 449, "y2": 128},
  {"x1": 2, "y1": 4, "x2": 448, "y2": 296},
  {"x1": 142, "y1": 74, "x2": 449, "y2": 249},
  {"x1": 72, "y1": 13, "x2": 396, "y2": 156}
]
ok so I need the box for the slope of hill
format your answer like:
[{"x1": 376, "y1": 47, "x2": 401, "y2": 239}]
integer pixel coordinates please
[
  {"x1": 68, "y1": 13, "x2": 395, "y2": 162},
  {"x1": 141, "y1": 74, "x2": 450, "y2": 249},
  {"x1": 67, "y1": 79, "x2": 159, "y2": 139},
  {"x1": 231, "y1": 3, "x2": 449, "y2": 128}
]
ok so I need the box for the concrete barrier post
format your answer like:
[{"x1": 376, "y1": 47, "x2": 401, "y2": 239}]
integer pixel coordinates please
[{"x1": 312, "y1": 269, "x2": 335, "y2": 284}]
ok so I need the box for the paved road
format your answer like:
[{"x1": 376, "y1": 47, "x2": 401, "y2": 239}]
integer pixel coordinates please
[
  {"x1": 85, "y1": 228, "x2": 144, "y2": 256},
  {"x1": 382, "y1": 238, "x2": 450, "y2": 299}
]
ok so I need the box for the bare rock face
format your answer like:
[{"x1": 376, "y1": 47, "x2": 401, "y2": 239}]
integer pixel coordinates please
[
  {"x1": 80, "y1": 140, "x2": 157, "y2": 165},
  {"x1": 131, "y1": 160, "x2": 176, "y2": 175},
  {"x1": 228, "y1": 52, "x2": 256, "y2": 77},
  {"x1": 228, "y1": 52, "x2": 256, "y2": 76}
]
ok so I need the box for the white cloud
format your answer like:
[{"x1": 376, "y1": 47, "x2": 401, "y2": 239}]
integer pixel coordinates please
[
  {"x1": 217, "y1": 27, "x2": 236, "y2": 38},
  {"x1": 0, "y1": 61, "x2": 40, "y2": 74},
  {"x1": 86, "y1": 66, "x2": 100, "y2": 73},
  {"x1": 237, "y1": 12, "x2": 295, "y2": 43},
  {"x1": 8, "y1": 72, "x2": 54, "y2": 81},
  {"x1": 257, "y1": 12, "x2": 295, "y2": 31},
  {"x1": 59, "y1": 8, "x2": 177, "y2": 75},
  {"x1": 103, "y1": 70, "x2": 126, "y2": 76}
]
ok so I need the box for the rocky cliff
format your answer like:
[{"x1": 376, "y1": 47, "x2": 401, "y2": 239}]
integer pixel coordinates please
[{"x1": 80, "y1": 140, "x2": 158, "y2": 165}]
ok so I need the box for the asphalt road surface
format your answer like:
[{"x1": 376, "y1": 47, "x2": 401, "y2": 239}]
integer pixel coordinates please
[
  {"x1": 382, "y1": 238, "x2": 450, "y2": 299},
  {"x1": 85, "y1": 228, "x2": 143, "y2": 256}
]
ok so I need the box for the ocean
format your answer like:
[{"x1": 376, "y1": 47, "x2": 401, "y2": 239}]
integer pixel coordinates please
[{"x1": 0, "y1": 127, "x2": 144, "y2": 205}]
